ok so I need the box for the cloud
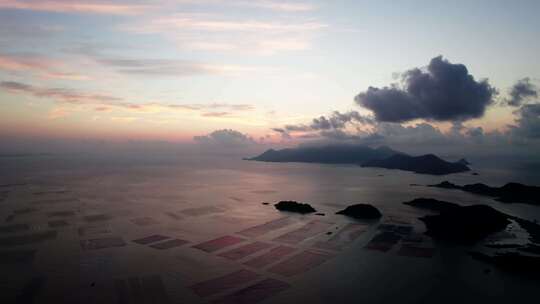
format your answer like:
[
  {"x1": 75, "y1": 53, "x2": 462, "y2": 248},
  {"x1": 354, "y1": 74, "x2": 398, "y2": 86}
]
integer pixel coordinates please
[
  {"x1": 0, "y1": 54, "x2": 89, "y2": 80},
  {"x1": 0, "y1": 80, "x2": 255, "y2": 113},
  {"x1": 1, "y1": 81, "x2": 121, "y2": 104},
  {"x1": 132, "y1": 14, "x2": 325, "y2": 33},
  {"x1": 193, "y1": 129, "x2": 256, "y2": 147},
  {"x1": 201, "y1": 112, "x2": 231, "y2": 117},
  {"x1": 506, "y1": 77, "x2": 538, "y2": 107},
  {"x1": 47, "y1": 107, "x2": 69, "y2": 119},
  {"x1": 271, "y1": 127, "x2": 292, "y2": 139},
  {"x1": 122, "y1": 12, "x2": 326, "y2": 55},
  {"x1": 318, "y1": 129, "x2": 362, "y2": 141},
  {"x1": 94, "y1": 57, "x2": 278, "y2": 77},
  {"x1": 234, "y1": 1, "x2": 316, "y2": 12},
  {"x1": 269, "y1": 108, "x2": 540, "y2": 158},
  {"x1": 510, "y1": 104, "x2": 540, "y2": 139},
  {"x1": 1, "y1": 80, "x2": 155, "y2": 109},
  {"x1": 0, "y1": 18, "x2": 64, "y2": 40},
  {"x1": 0, "y1": 0, "x2": 150, "y2": 15},
  {"x1": 311, "y1": 111, "x2": 374, "y2": 130},
  {"x1": 271, "y1": 111, "x2": 375, "y2": 141},
  {"x1": 355, "y1": 56, "x2": 497, "y2": 122},
  {"x1": 374, "y1": 122, "x2": 454, "y2": 146},
  {"x1": 283, "y1": 111, "x2": 374, "y2": 133}
]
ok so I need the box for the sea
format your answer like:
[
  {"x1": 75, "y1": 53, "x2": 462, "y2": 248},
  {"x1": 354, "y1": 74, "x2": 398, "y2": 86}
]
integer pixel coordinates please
[{"x1": 0, "y1": 152, "x2": 539, "y2": 303}]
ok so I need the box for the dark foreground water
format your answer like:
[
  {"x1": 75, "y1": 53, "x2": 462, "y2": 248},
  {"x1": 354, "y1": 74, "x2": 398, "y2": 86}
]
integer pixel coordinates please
[{"x1": 1, "y1": 153, "x2": 539, "y2": 303}]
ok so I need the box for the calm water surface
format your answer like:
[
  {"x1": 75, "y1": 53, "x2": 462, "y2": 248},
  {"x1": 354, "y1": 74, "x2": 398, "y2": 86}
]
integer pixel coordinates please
[{"x1": 0, "y1": 153, "x2": 539, "y2": 303}]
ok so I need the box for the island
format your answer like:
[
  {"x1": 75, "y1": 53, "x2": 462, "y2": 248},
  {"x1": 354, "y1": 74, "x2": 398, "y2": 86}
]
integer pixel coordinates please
[
  {"x1": 246, "y1": 144, "x2": 400, "y2": 164},
  {"x1": 247, "y1": 144, "x2": 470, "y2": 175},
  {"x1": 403, "y1": 197, "x2": 540, "y2": 278},
  {"x1": 429, "y1": 181, "x2": 540, "y2": 205},
  {"x1": 361, "y1": 154, "x2": 470, "y2": 175},
  {"x1": 274, "y1": 201, "x2": 316, "y2": 214},
  {"x1": 336, "y1": 203, "x2": 382, "y2": 219}
]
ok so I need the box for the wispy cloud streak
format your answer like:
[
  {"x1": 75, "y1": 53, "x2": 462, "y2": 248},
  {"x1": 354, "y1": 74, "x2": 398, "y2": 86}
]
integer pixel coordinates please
[
  {"x1": 0, "y1": 80, "x2": 255, "y2": 113},
  {"x1": 0, "y1": 0, "x2": 150, "y2": 15},
  {"x1": 0, "y1": 54, "x2": 89, "y2": 80},
  {"x1": 95, "y1": 57, "x2": 278, "y2": 77},
  {"x1": 122, "y1": 12, "x2": 326, "y2": 54}
]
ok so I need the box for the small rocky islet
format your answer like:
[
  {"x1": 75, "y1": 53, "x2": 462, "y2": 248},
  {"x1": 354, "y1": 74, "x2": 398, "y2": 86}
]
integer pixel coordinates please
[
  {"x1": 335, "y1": 204, "x2": 382, "y2": 219},
  {"x1": 274, "y1": 201, "x2": 317, "y2": 214}
]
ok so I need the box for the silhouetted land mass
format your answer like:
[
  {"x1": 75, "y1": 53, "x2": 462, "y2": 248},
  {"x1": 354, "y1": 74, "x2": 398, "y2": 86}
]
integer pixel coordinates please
[
  {"x1": 406, "y1": 197, "x2": 540, "y2": 243},
  {"x1": 404, "y1": 197, "x2": 540, "y2": 277},
  {"x1": 336, "y1": 204, "x2": 382, "y2": 219},
  {"x1": 248, "y1": 144, "x2": 469, "y2": 175},
  {"x1": 274, "y1": 201, "x2": 316, "y2": 214},
  {"x1": 485, "y1": 243, "x2": 540, "y2": 254},
  {"x1": 429, "y1": 181, "x2": 540, "y2": 205},
  {"x1": 361, "y1": 154, "x2": 470, "y2": 175},
  {"x1": 520, "y1": 244, "x2": 540, "y2": 254},
  {"x1": 403, "y1": 198, "x2": 461, "y2": 213},
  {"x1": 457, "y1": 158, "x2": 471, "y2": 165},
  {"x1": 247, "y1": 145, "x2": 399, "y2": 164},
  {"x1": 420, "y1": 205, "x2": 510, "y2": 243},
  {"x1": 513, "y1": 217, "x2": 540, "y2": 244}
]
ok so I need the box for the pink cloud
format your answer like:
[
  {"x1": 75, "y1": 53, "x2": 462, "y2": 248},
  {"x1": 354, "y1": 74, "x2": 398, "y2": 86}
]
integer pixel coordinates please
[
  {"x1": 0, "y1": 54, "x2": 89, "y2": 80},
  {"x1": 1, "y1": 80, "x2": 256, "y2": 114},
  {"x1": 0, "y1": 0, "x2": 150, "y2": 15}
]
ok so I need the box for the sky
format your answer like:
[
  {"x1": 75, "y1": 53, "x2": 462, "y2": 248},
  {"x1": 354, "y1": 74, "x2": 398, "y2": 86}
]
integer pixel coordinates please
[{"x1": 1, "y1": 0, "x2": 539, "y2": 155}]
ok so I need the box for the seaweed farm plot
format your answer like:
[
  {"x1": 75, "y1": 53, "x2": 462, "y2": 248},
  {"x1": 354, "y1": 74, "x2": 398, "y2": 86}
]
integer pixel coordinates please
[
  {"x1": 237, "y1": 217, "x2": 295, "y2": 238},
  {"x1": 217, "y1": 241, "x2": 273, "y2": 261},
  {"x1": 364, "y1": 223, "x2": 436, "y2": 258},
  {"x1": 193, "y1": 236, "x2": 247, "y2": 253},
  {"x1": 313, "y1": 223, "x2": 369, "y2": 251},
  {"x1": 272, "y1": 220, "x2": 335, "y2": 245},
  {"x1": 243, "y1": 245, "x2": 297, "y2": 269},
  {"x1": 80, "y1": 237, "x2": 127, "y2": 251},
  {"x1": 267, "y1": 250, "x2": 334, "y2": 277}
]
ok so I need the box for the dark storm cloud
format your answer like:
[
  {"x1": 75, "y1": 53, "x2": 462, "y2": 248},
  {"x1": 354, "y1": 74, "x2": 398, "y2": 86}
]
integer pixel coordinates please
[
  {"x1": 511, "y1": 104, "x2": 540, "y2": 139},
  {"x1": 271, "y1": 128, "x2": 292, "y2": 139},
  {"x1": 319, "y1": 129, "x2": 361, "y2": 141},
  {"x1": 284, "y1": 111, "x2": 374, "y2": 132},
  {"x1": 466, "y1": 126, "x2": 484, "y2": 138},
  {"x1": 354, "y1": 56, "x2": 497, "y2": 122},
  {"x1": 284, "y1": 124, "x2": 311, "y2": 132},
  {"x1": 506, "y1": 77, "x2": 538, "y2": 106}
]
